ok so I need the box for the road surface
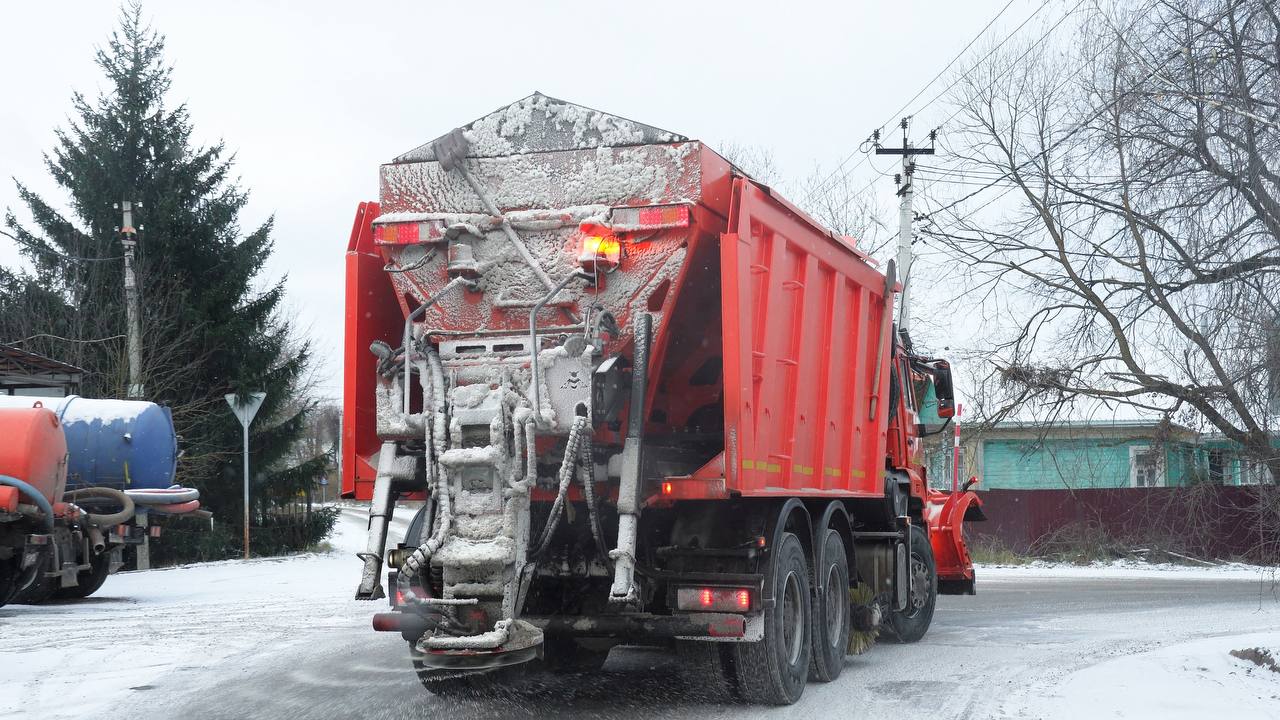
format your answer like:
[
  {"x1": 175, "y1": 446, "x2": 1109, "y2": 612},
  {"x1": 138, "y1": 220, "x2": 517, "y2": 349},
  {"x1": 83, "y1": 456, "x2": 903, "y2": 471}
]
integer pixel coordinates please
[{"x1": 3, "y1": 507, "x2": 1277, "y2": 720}]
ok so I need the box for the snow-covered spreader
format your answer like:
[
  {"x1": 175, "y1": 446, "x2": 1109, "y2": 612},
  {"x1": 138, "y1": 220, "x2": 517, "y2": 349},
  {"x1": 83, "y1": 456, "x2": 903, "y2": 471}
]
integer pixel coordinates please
[{"x1": 343, "y1": 93, "x2": 984, "y2": 704}]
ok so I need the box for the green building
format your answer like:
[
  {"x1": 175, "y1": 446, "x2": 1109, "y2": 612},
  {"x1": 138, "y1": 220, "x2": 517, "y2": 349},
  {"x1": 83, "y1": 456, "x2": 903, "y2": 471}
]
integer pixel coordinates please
[{"x1": 929, "y1": 420, "x2": 1274, "y2": 491}]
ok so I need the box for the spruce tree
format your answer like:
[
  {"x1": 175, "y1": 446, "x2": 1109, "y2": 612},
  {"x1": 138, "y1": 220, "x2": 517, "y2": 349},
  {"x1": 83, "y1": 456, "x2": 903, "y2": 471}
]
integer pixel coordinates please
[{"x1": 2, "y1": 2, "x2": 329, "y2": 560}]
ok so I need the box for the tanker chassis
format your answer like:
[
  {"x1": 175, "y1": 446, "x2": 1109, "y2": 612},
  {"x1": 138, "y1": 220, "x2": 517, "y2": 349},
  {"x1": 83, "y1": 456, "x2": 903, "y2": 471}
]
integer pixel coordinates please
[{"x1": 344, "y1": 94, "x2": 984, "y2": 704}]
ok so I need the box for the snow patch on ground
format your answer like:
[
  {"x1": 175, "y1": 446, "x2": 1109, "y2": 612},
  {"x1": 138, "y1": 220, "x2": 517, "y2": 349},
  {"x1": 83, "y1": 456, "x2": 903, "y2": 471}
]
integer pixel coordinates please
[
  {"x1": 976, "y1": 559, "x2": 1275, "y2": 581},
  {"x1": 1029, "y1": 632, "x2": 1280, "y2": 719},
  {"x1": 0, "y1": 505, "x2": 399, "y2": 720}
]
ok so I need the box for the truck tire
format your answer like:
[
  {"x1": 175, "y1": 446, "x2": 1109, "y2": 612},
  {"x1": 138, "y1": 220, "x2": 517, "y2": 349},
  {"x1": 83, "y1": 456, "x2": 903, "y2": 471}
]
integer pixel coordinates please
[
  {"x1": 730, "y1": 531, "x2": 812, "y2": 705},
  {"x1": 404, "y1": 503, "x2": 430, "y2": 547},
  {"x1": 0, "y1": 558, "x2": 19, "y2": 607},
  {"x1": 52, "y1": 549, "x2": 111, "y2": 600},
  {"x1": 884, "y1": 524, "x2": 937, "y2": 643},
  {"x1": 13, "y1": 555, "x2": 56, "y2": 605},
  {"x1": 809, "y1": 528, "x2": 850, "y2": 682}
]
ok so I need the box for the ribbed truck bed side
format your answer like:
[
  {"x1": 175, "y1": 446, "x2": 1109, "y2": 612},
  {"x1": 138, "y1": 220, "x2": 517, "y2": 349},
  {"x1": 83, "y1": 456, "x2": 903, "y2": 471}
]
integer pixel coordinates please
[{"x1": 721, "y1": 178, "x2": 892, "y2": 497}]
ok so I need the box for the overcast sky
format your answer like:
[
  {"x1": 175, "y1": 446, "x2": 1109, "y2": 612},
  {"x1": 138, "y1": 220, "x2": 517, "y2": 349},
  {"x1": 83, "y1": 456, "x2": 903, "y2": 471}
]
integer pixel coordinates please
[{"x1": 1, "y1": 0, "x2": 1040, "y2": 400}]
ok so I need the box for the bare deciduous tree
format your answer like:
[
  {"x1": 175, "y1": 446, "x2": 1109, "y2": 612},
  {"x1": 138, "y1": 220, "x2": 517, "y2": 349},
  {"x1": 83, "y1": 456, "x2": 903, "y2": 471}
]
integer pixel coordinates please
[{"x1": 926, "y1": 0, "x2": 1280, "y2": 483}]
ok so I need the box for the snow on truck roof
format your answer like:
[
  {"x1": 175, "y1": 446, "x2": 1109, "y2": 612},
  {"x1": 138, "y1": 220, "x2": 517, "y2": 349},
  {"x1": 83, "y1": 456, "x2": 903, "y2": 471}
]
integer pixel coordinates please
[{"x1": 392, "y1": 92, "x2": 689, "y2": 163}]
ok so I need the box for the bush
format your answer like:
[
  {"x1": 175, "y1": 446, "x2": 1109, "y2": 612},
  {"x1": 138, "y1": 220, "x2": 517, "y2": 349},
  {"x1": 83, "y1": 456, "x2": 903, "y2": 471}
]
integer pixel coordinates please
[{"x1": 146, "y1": 506, "x2": 340, "y2": 567}]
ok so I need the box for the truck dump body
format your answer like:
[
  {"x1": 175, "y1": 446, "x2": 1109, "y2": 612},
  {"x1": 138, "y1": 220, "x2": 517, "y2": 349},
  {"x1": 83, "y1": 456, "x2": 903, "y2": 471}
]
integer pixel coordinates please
[{"x1": 343, "y1": 93, "x2": 981, "y2": 705}]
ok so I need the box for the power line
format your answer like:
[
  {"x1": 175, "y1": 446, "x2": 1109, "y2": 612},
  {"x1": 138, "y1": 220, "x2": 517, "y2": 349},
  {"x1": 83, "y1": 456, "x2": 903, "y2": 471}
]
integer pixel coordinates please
[
  {"x1": 929, "y1": 0, "x2": 1089, "y2": 131},
  {"x1": 803, "y1": 0, "x2": 1055, "y2": 207},
  {"x1": 0, "y1": 228, "x2": 123, "y2": 263},
  {"x1": 917, "y1": 3, "x2": 1243, "y2": 228}
]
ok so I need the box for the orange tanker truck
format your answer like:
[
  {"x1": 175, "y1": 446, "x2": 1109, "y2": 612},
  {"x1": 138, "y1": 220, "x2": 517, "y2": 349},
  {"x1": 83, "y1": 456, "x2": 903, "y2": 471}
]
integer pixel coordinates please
[{"x1": 342, "y1": 93, "x2": 984, "y2": 704}]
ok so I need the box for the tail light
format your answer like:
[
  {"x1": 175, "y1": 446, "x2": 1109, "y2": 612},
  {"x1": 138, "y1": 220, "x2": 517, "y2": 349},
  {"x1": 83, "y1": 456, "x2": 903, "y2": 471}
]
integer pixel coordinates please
[
  {"x1": 578, "y1": 235, "x2": 621, "y2": 273},
  {"x1": 374, "y1": 219, "x2": 446, "y2": 245},
  {"x1": 579, "y1": 203, "x2": 692, "y2": 238},
  {"x1": 676, "y1": 586, "x2": 752, "y2": 612},
  {"x1": 607, "y1": 204, "x2": 691, "y2": 234}
]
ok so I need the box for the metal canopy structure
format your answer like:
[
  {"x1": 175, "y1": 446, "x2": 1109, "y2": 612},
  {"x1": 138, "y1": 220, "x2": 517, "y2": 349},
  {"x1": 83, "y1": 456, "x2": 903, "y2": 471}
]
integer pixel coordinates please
[{"x1": 0, "y1": 344, "x2": 84, "y2": 395}]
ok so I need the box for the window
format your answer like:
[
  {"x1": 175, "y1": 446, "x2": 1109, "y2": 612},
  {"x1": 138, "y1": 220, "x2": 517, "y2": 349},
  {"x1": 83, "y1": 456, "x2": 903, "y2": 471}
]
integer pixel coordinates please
[
  {"x1": 1208, "y1": 449, "x2": 1225, "y2": 484},
  {"x1": 1129, "y1": 445, "x2": 1163, "y2": 488},
  {"x1": 1241, "y1": 460, "x2": 1275, "y2": 486}
]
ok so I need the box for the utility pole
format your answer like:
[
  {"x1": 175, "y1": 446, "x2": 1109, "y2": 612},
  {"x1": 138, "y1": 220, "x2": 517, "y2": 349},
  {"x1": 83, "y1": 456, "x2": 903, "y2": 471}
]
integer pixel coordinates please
[
  {"x1": 875, "y1": 119, "x2": 935, "y2": 333},
  {"x1": 115, "y1": 200, "x2": 145, "y2": 399}
]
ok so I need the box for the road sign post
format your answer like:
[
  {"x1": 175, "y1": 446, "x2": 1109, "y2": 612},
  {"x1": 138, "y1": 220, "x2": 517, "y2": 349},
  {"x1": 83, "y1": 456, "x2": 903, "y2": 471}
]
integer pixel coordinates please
[{"x1": 226, "y1": 392, "x2": 266, "y2": 560}]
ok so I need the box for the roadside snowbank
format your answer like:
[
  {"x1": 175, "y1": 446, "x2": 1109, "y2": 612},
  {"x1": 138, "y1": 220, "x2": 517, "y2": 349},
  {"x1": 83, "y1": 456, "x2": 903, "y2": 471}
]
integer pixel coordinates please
[
  {"x1": 977, "y1": 559, "x2": 1275, "y2": 581},
  {"x1": 1031, "y1": 632, "x2": 1280, "y2": 719}
]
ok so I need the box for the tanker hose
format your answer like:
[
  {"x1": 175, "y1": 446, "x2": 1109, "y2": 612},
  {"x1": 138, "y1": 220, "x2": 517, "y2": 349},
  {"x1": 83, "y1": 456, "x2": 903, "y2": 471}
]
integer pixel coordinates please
[
  {"x1": 0, "y1": 475, "x2": 55, "y2": 532},
  {"x1": 64, "y1": 487, "x2": 135, "y2": 527},
  {"x1": 126, "y1": 488, "x2": 200, "y2": 505},
  {"x1": 532, "y1": 414, "x2": 588, "y2": 559}
]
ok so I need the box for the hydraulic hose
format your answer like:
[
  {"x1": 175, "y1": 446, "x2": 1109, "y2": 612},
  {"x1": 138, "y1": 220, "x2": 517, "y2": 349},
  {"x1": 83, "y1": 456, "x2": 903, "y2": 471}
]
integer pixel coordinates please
[
  {"x1": 532, "y1": 414, "x2": 588, "y2": 558},
  {"x1": 397, "y1": 348, "x2": 455, "y2": 607},
  {"x1": 0, "y1": 475, "x2": 55, "y2": 532},
  {"x1": 578, "y1": 429, "x2": 612, "y2": 567},
  {"x1": 64, "y1": 487, "x2": 135, "y2": 527}
]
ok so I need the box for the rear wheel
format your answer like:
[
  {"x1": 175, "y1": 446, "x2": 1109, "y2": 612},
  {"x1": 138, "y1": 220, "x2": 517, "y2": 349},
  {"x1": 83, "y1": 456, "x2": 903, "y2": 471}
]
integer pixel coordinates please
[
  {"x1": 0, "y1": 558, "x2": 20, "y2": 608},
  {"x1": 884, "y1": 524, "x2": 936, "y2": 643},
  {"x1": 13, "y1": 555, "x2": 56, "y2": 605},
  {"x1": 809, "y1": 528, "x2": 850, "y2": 682},
  {"x1": 730, "y1": 531, "x2": 811, "y2": 705}
]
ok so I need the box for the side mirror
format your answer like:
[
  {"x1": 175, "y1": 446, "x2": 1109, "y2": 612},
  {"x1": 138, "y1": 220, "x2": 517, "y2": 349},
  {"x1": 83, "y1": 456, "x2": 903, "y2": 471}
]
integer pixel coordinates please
[{"x1": 933, "y1": 360, "x2": 955, "y2": 418}]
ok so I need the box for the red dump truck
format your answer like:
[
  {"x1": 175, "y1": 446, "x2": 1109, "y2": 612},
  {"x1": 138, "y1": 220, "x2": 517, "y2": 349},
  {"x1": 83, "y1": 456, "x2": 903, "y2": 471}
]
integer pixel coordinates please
[{"x1": 342, "y1": 93, "x2": 984, "y2": 704}]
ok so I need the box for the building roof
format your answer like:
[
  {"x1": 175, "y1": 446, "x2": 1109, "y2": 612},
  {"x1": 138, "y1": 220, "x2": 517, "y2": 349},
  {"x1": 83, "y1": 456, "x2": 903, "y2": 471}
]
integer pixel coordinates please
[
  {"x1": 0, "y1": 344, "x2": 84, "y2": 391},
  {"x1": 977, "y1": 418, "x2": 1200, "y2": 443}
]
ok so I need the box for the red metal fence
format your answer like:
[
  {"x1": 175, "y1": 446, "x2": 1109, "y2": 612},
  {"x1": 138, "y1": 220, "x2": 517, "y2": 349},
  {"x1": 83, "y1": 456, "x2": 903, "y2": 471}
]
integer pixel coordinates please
[{"x1": 970, "y1": 486, "x2": 1279, "y2": 563}]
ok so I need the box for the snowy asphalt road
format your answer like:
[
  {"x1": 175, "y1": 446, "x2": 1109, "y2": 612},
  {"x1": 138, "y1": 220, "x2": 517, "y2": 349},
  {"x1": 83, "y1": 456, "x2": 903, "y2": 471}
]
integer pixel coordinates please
[
  {"x1": 5, "y1": 508, "x2": 1278, "y2": 719},
  {"x1": 144, "y1": 575, "x2": 1279, "y2": 720}
]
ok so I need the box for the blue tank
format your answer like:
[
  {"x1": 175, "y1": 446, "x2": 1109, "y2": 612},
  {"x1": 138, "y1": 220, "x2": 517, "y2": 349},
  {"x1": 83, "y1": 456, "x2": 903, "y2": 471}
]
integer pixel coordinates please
[{"x1": 0, "y1": 396, "x2": 178, "y2": 490}]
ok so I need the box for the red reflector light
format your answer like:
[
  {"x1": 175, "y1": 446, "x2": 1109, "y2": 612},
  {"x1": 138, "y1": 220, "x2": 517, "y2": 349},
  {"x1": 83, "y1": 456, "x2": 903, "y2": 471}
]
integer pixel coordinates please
[
  {"x1": 676, "y1": 586, "x2": 752, "y2": 613},
  {"x1": 661, "y1": 481, "x2": 673, "y2": 495},
  {"x1": 606, "y1": 204, "x2": 692, "y2": 234},
  {"x1": 638, "y1": 205, "x2": 688, "y2": 226},
  {"x1": 374, "y1": 220, "x2": 445, "y2": 245}
]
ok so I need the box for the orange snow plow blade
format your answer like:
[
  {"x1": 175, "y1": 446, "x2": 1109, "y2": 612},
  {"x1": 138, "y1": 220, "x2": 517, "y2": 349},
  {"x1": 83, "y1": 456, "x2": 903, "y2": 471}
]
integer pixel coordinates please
[{"x1": 925, "y1": 486, "x2": 986, "y2": 595}]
